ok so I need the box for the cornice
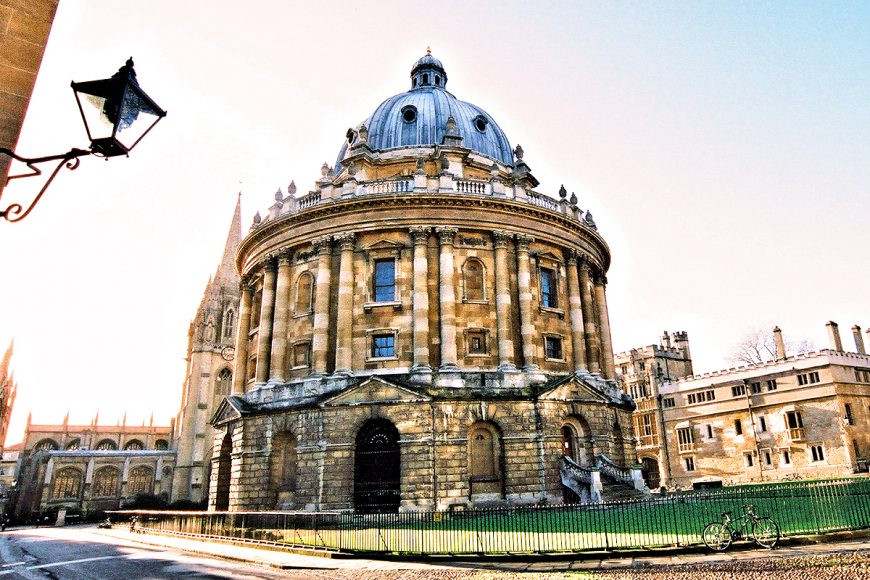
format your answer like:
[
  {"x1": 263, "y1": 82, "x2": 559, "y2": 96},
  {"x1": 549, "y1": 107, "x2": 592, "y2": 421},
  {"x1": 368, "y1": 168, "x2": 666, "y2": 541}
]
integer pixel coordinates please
[{"x1": 238, "y1": 194, "x2": 611, "y2": 274}]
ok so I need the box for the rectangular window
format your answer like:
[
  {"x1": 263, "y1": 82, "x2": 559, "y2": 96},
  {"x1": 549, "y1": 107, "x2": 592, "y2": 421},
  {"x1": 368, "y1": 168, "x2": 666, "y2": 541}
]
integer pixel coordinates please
[
  {"x1": 687, "y1": 393, "x2": 696, "y2": 405},
  {"x1": 764, "y1": 451, "x2": 772, "y2": 466},
  {"x1": 782, "y1": 450, "x2": 791, "y2": 465},
  {"x1": 544, "y1": 336, "x2": 563, "y2": 360},
  {"x1": 540, "y1": 268, "x2": 557, "y2": 308},
  {"x1": 750, "y1": 382, "x2": 762, "y2": 394},
  {"x1": 373, "y1": 259, "x2": 396, "y2": 302},
  {"x1": 734, "y1": 419, "x2": 743, "y2": 436},
  {"x1": 766, "y1": 379, "x2": 777, "y2": 391},
  {"x1": 845, "y1": 403, "x2": 854, "y2": 425},
  {"x1": 759, "y1": 416, "x2": 767, "y2": 433},
  {"x1": 785, "y1": 410, "x2": 804, "y2": 441},
  {"x1": 810, "y1": 371, "x2": 820, "y2": 383},
  {"x1": 706, "y1": 424, "x2": 714, "y2": 439},
  {"x1": 744, "y1": 452, "x2": 754, "y2": 467},
  {"x1": 467, "y1": 331, "x2": 487, "y2": 355},
  {"x1": 663, "y1": 397, "x2": 675, "y2": 409},
  {"x1": 731, "y1": 385, "x2": 746, "y2": 398},
  {"x1": 684, "y1": 457, "x2": 695, "y2": 471},
  {"x1": 677, "y1": 427, "x2": 695, "y2": 452},
  {"x1": 810, "y1": 445, "x2": 825, "y2": 462},
  {"x1": 371, "y1": 333, "x2": 395, "y2": 358}
]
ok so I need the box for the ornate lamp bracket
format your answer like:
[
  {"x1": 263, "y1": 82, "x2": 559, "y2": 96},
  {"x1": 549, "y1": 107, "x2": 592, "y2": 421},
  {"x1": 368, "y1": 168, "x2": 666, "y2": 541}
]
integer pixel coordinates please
[{"x1": 0, "y1": 147, "x2": 92, "y2": 222}]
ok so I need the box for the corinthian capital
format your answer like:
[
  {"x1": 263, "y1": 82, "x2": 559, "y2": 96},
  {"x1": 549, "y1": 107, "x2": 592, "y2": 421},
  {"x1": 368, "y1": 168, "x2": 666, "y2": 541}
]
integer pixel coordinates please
[
  {"x1": 492, "y1": 230, "x2": 513, "y2": 249},
  {"x1": 333, "y1": 232, "x2": 356, "y2": 252},
  {"x1": 435, "y1": 226, "x2": 458, "y2": 245},
  {"x1": 514, "y1": 233, "x2": 535, "y2": 252},
  {"x1": 312, "y1": 235, "x2": 332, "y2": 255},
  {"x1": 408, "y1": 226, "x2": 431, "y2": 245}
]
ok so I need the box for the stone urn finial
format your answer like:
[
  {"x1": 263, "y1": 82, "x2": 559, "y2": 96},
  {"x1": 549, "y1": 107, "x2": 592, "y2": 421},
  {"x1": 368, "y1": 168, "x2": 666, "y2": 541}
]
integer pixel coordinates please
[
  {"x1": 514, "y1": 144, "x2": 524, "y2": 160},
  {"x1": 274, "y1": 188, "x2": 283, "y2": 201},
  {"x1": 569, "y1": 192, "x2": 577, "y2": 205},
  {"x1": 253, "y1": 211, "x2": 262, "y2": 225},
  {"x1": 288, "y1": 180, "x2": 297, "y2": 195},
  {"x1": 559, "y1": 184, "x2": 567, "y2": 199},
  {"x1": 321, "y1": 162, "x2": 329, "y2": 178},
  {"x1": 446, "y1": 115, "x2": 457, "y2": 134},
  {"x1": 358, "y1": 123, "x2": 368, "y2": 144}
]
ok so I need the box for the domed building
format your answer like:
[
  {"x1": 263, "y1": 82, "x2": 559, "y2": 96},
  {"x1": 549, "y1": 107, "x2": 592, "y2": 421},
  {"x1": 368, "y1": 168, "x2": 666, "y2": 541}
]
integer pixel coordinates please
[{"x1": 210, "y1": 52, "x2": 642, "y2": 512}]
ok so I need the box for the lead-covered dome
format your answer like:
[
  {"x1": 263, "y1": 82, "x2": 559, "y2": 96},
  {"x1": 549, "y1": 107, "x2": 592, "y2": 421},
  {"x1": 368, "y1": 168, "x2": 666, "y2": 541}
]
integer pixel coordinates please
[{"x1": 336, "y1": 51, "x2": 514, "y2": 168}]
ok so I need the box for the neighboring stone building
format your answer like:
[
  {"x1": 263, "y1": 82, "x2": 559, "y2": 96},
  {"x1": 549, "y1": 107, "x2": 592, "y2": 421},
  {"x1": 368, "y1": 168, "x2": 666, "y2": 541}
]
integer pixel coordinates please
[
  {"x1": 654, "y1": 322, "x2": 870, "y2": 489},
  {"x1": 12, "y1": 414, "x2": 175, "y2": 520},
  {"x1": 613, "y1": 331, "x2": 694, "y2": 489},
  {"x1": 172, "y1": 198, "x2": 242, "y2": 505},
  {"x1": 209, "y1": 52, "x2": 640, "y2": 513}
]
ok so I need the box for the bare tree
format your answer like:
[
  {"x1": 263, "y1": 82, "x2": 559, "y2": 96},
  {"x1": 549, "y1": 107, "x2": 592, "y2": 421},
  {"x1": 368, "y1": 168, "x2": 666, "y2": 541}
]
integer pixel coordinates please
[{"x1": 727, "y1": 326, "x2": 814, "y2": 366}]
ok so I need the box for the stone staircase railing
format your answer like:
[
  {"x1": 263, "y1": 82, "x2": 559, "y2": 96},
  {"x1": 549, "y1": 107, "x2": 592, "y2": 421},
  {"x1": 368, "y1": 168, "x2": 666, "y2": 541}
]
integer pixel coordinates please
[
  {"x1": 595, "y1": 454, "x2": 650, "y2": 495},
  {"x1": 560, "y1": 456, "x2": 602, "y2": 503}
]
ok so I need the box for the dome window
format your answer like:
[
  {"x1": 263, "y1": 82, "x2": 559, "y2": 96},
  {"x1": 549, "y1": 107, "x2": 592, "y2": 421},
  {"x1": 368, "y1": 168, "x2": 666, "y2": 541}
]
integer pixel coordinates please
[
  {"x1": 422, "y1": 73, "x2": 429, "y2": 85},
  {"x1": 435, "y1": 75, "x2": 441, "y2": 86},
  {"x1": 473, "y1": 115, "x2": 488, "y2": 133},
  {"x1": 402, "y1": 105, "x2": 417, "y2": 124}
]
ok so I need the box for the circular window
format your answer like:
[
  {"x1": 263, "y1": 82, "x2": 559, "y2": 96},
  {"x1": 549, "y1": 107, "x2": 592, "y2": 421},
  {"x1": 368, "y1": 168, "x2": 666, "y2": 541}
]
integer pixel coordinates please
[
  {"x1": 473, "y1": 116, "x2": 488, "y2": 132},
  {"x1": 402, "y1": 106, "x2": 417, "y2": 123}
]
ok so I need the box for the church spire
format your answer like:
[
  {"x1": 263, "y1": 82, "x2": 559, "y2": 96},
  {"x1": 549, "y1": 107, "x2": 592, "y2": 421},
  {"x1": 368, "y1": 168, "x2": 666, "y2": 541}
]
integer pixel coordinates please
[{"x1": 214, "y1": 194, "x2": 242, "y2": 285}]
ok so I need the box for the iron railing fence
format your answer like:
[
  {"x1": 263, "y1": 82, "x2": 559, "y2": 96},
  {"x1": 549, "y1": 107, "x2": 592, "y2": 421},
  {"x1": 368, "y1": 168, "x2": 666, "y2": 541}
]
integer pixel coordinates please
[{"x1": 114, "y1": 477, "x2": 870, "y2": 555}]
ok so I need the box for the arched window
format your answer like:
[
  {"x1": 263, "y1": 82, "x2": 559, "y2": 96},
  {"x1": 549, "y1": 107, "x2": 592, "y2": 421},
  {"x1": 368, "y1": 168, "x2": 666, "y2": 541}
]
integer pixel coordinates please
[
  {"x1": 294, "y1": 272, "x2": 314, "y2": 314},
  {"x1": 215, "y1": 368, "x2": 232, "y2": 397},
  {"x1": 92, "y1": 466, "x2": 120, "y2": 497},
  {"x1": 271, "y1": 432, "x2": 298, "y2": 507},
  {"x1": 52, "y1": 467, "x2": 82, "y2": 499},
  {"x1": 65, "y1": 439, "x2": 80, "y2": 451},
  {"x1": 34, "y1": 439, "x2": 58, "y2": 452},
  {"x1": 155, "y1": 439, "x2": 169, "y2": 451},
  {"x1": 463, "y1": 259, "x2": 485, "y2": 301},
  {"x1": 468, "y1": 422, "x2": 502, "y2": 498},
  {"x1": 223, "y1": 309, "x2": 235, "y2": 340},
  {"x1": 128, "y1": 465, "x2": 154, "y2": 495},
  {"x1": 124, "y1": 439, "x2": 144, "y2": 451},
  {"x1": 95, "y1": 439, "x2": 118, "y2": 451}
]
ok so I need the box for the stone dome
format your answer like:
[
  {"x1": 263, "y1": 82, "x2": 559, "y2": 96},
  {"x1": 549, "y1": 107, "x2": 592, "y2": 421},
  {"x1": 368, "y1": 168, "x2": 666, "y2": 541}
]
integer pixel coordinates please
[{"x1": 336, "y1": 51, "x2": 514, "y2": 168}]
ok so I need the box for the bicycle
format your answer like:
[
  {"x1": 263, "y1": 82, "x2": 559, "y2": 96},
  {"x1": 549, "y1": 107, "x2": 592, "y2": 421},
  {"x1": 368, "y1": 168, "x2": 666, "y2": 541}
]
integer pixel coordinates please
[{"x1": 701, "y1": 504, "x2": 780, "y2": 551}]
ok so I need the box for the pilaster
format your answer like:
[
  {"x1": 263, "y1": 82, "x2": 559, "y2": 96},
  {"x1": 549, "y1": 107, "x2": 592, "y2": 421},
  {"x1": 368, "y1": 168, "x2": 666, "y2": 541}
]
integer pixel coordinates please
[
  {"x1": 579, "y1": 259, "x2": 601, "y2": 374},
  {"x1": 492, "y1": 230, "x2": 516, "y2": 372},
  {"x1": 515, "y1": 233, "x2": 538, "y2": 371},
  {"x1": 311, "y1": 236, "x2": 333, "y2": 376},
  {"x1": 254, "y1": 259, "x2": 277, "y2": 384},
  {"x1": 566, "y1": 249, "x2": 587, "y2": 374},
  {"x1": 333, "y1": 232, "x2": 356, "y2": 376},
  {"x1": 409, "y1": 226, "x2": 432, "y2": 376},
  {"x1": 436, "y1": 226, "x2": 460, "y2": 378},
  {"x1": 232, "y1": 281, "x2": 253, "y2": 394},
  {"x1": 268, "y1": 252, "x2": 292, "y2": 383}
]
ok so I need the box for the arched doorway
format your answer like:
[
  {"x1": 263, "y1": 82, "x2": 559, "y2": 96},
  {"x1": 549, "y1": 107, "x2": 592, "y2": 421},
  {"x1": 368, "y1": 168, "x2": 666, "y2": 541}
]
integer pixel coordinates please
[
  {"x1": 354, "y1": 419, "x2": 400, "y2": 513},
  {"x1": 561, "y1": 425, "x2": 576, "y2": 459},
  {"x1": 214, "y1": 432, "x2": 232, "y2": 511},
  {"x1": 641, "y1": 457, "x2": 661, "y2": 489}
]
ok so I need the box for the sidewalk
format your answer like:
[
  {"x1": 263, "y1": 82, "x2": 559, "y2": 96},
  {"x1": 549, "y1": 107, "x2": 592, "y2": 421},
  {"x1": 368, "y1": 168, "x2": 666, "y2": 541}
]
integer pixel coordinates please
[{"x1": 92, "y1": 526, "x2": 870, "y2": 573}]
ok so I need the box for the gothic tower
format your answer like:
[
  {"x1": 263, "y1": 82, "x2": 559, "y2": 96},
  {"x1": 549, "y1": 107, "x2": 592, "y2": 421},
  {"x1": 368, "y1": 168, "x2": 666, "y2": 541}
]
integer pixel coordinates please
[{"x1": 172, "y1": 198, "x2": 242, "y2": 503}]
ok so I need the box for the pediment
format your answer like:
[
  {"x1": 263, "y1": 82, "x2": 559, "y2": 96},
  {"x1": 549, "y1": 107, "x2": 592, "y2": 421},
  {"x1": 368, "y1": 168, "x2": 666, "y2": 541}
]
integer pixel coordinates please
[
  {"x1": 323, "y1": 377, "x2": 431, "y2": 407},
  {"x1": 363, "y1": 239, "x2": 404, "y2": 252},
  {"x1": 535, "y1": 251, "x2": 564, "y2": 264},
  {"x1": 539, "y1": 376, "x2": 612, "y2": 404},
  {"x1": 210, "y1": 396, "x2": 246, "y2": 426}
]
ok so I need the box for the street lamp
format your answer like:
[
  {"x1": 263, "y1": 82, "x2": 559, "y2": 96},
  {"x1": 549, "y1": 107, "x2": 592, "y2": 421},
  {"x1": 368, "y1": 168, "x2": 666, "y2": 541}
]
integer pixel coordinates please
[{"x1": 0, "y1": 58, "x2": 166, "y2": 223}]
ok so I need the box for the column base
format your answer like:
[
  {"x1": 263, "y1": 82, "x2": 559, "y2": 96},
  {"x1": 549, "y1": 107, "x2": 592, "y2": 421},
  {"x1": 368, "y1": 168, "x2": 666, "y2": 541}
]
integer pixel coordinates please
[
  {"x1": 330, "y1": 369, "x2": 353, "y2": 378},
  {"x1": 522, "y1": 363, "x2": 540, "y2": 372},
  {"x1": 439, "y1": 362, "x2": 460, "y2": 372},
  {"x1": 498, "y1": 363, "x2": 519, "y2": 373},
  {"x1": 410, "y1": 363, "x2": 433, "y2": 374}
]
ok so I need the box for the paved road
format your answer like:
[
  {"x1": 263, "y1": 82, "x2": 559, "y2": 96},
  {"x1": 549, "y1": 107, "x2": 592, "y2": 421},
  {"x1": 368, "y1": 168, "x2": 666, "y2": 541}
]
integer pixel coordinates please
[{"x1": 0, "y1": 526, "x2": 311, "y2": 579}]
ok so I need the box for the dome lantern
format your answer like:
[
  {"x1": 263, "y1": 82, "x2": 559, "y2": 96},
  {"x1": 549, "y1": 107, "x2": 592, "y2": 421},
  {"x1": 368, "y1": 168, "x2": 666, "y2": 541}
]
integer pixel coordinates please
[{"x1": 410, "y1": 47, "x2": 447, "y2": 89}]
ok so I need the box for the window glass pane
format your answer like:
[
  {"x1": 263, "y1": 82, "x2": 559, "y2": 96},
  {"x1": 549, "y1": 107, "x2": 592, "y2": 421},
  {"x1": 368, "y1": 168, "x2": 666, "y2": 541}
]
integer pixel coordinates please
[
  {"x1": 541, "y1": 268, "x2": 557, "y2": 308},
  {"x1": 372, "y1": 334, "x2": 395, "y2": 357},
  {"x1": 374, "y1": 260, "x2": 395, "y2": 302}
]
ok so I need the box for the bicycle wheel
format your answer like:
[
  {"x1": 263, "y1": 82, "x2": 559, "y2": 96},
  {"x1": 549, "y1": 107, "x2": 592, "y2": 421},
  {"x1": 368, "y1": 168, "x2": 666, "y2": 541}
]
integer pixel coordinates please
[
  {"x1": 702, "y1": 522, "x2": 732, "y2": 551},
  {"x1": 752, "y1": 517, "x2": 780, "y2": 548}
]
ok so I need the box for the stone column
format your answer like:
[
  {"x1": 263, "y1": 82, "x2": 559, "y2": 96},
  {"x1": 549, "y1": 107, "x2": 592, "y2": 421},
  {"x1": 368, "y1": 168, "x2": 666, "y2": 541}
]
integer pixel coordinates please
[
  {"x1": 566, "y1": 250, "x2": 587, "y2": 373},
  {"x1": 268, "y1": 253, "x2": 292, "y2": 383},
  {"x1": 492, "y1": 230, "x2": 516, "y2": 371},
  {"x1": 579, "y1": 259, "x2": 601, "y2": 374},
  {"x1": 515, "y1": 234, "x2": 538, "y2": 371},
  {"x1": 333, "y1": 232, "x2": 356, "y2": 376},
  {"x1": 594, "y1": 272, "x2": 616, "y2": 380},
  {"x1": 409, "y1": 226, "x2": 432, "y2": 374},
  {"x1": 255, "y1": 260, "x2": 277, "y2": 384},
  {"x1": 232, "y1": 281, "x2": 252, "y2": 394},
  {"x1": 435, "y1": 226, "x2": 459, "y2": 372},
  {"x1": 311, "y1": 236, "x2": 333, "y2": 376}
]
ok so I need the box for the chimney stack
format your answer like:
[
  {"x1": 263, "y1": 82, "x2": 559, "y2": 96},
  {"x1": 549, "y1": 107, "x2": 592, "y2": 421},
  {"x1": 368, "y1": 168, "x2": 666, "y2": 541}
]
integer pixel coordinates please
[
  {"x1": 662, "y1": 331, "x2": 671, "y2": 348},
  {"x1": 826, "y1": 321, "x2": 843, "y2": 352},
  {"x1": 853, "y1": 325, "x2": 866, "y2": 354},
  {"x1": 773, "y1": 326, "x2": 786, "y2": 360}
]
